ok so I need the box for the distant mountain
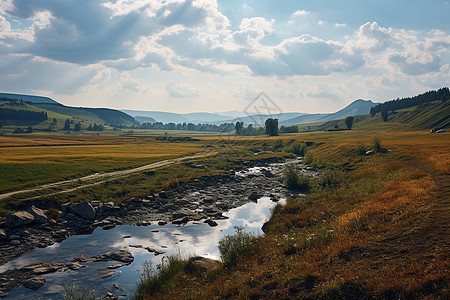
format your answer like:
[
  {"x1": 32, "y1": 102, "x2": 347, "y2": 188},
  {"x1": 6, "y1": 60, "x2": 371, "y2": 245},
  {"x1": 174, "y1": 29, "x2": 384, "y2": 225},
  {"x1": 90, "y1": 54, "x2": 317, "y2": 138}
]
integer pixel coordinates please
[
  {"x1": 0, "y1": 92, "x2": 60, "y2": 105},
  {"x1": 327, "y1": 99, "x2": 380, "y2": 120},
  {"x1": 215, "y1": 112, "x2": 308, "y2": 126},
  {"x1": 122, "y1": 110, "x2": 235, "y2": 124},
  {"x1": 135, "y1": 116, "x2": 157, "y2": 123},
  {"x1": 123, "y1": 101, "x2": 376, "y2": 126},
  {"x1": 281, "y1": 99, "x2": 379, "y2": 125}
]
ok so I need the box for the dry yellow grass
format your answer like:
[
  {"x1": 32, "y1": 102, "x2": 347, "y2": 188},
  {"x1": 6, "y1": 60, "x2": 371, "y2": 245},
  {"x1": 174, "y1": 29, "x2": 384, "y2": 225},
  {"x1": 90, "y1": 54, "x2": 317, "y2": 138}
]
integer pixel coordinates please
[
  {"x1": 0, "y1": 135, "x2": 201, "y2": 194},
  {"x1": 141, "y1": 129, "x2": 449, "y2": 299},
  {"x1": 0, "y1": 143, "x2": 199, "y2": 164}
]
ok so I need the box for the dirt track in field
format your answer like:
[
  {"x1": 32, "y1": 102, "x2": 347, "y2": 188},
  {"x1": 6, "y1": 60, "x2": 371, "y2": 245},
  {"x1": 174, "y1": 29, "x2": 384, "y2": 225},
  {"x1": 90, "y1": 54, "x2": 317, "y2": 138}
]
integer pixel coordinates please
[{"x1": 0, "y1": 151, "x2": 216, "y2": 201}]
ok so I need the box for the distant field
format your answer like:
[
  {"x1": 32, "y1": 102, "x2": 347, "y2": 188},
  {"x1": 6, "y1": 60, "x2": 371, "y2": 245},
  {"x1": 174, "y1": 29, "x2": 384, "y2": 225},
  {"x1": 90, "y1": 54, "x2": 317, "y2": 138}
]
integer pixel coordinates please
[{"x1": 0, "y1": 135, "x2": 201, "y2": 194}]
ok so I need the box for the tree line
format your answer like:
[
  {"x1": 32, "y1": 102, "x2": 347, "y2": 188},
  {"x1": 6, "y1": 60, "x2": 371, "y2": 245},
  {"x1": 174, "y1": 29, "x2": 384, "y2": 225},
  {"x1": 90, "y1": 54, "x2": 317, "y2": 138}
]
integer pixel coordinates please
[
  {"x1": 0, "y1": 108, "x2": 48, "y2": 123},
  {"x1": 137, "y1": 122, "x2": 235, "y2": 132},
  {"x1": 370, "y1": 87, "x2": 450, "y2": 121}
]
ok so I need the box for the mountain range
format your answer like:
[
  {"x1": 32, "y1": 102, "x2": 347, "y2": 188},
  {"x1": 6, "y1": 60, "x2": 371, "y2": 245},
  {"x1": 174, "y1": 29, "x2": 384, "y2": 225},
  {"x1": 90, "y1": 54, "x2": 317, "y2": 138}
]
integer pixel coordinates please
[
  {"x1": 122, "y1": 99, "x2": 379, "y2": 126},
  {"x1": 1, "y1": 92, "x2": 379, "y2": 127}
]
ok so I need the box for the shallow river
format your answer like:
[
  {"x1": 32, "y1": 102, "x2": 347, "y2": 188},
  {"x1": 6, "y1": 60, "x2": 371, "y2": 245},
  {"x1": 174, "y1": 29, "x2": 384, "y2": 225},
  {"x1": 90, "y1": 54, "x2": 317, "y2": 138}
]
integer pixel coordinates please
[{"x1": 1, "y1": 196, "x2": 283, "y2": 299}]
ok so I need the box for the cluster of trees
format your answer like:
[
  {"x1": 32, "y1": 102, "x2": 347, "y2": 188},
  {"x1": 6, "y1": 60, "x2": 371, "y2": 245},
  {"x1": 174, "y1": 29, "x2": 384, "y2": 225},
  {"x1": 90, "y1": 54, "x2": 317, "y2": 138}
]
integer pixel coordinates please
[
  {"x1": 0, "y1": 108, "x2": 48, "y2": 123},
  {"x1": 60, "y1": 119, "x2": 83, "y2": 131},
  {"x1": 279, "y1": 125, "x2": 299, "y2": 133},
  {"x1": 370, "y1": 87, "x2": 450, "y2": 121},
  {"x1": 234, "y1": 121, "x2": 265, "y2": 136},
  {"x1": 0, "y1": 99, "x2": 27, "y2": 107},
  {"x1": 265, "y1": 118, "x2": 279, "y2": 136},
  {"x1": 13, "y1": 127, "x2": 33, "y2": 133},
  {"x1": 137, "y1": 122, "x2": 235, "y2": 133},
  {"x1": 86, "y1": 123, "x2": 104, "y2": 131},
  {"x1": 59, "y1": 118, "x2": 103, "y2": 132}
]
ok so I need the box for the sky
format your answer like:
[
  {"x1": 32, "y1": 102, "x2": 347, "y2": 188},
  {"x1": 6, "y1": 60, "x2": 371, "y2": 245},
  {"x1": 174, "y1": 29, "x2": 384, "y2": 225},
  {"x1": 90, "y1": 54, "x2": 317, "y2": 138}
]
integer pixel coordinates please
[{"x1": 0, "y1": 0, "x2": 449, "y2": 114}]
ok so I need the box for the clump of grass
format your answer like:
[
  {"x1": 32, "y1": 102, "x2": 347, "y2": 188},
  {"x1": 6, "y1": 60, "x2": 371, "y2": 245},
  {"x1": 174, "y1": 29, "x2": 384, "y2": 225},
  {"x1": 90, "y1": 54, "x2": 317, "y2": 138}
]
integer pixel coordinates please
[
  {"x1": 284, "y1": 141, "x2": 307, "y2": 156},
  {"x1": 134, "y1": 254, "x2": 190, "y2": 299},
  {"x1": 284, "y1": 164, "x2": 311, "y2": 191},
  {"x1": 316, "y1": 169, "x2": 343, "y2": 190},
  {"x1": 373, "y1": 137, "x2": 382, "y2": 153},
  {"x1": 318, "y1": 280, "x2": 369, "y2": 300},
  {"x1": 62, "y1": 283, "x2": 96, "y2": 300},
  {"x1": 273, "y1": 139, "x2": 284, "y2": 151},
  {"x1": 218, "y1": 226, "x2": 257, "y2": 269},
  {"x1": 357, "y1": 141, "x2": 366, "y2": 156},
  {"x1": 47, "y1": 207, "x2": 60, "y2": 220}
]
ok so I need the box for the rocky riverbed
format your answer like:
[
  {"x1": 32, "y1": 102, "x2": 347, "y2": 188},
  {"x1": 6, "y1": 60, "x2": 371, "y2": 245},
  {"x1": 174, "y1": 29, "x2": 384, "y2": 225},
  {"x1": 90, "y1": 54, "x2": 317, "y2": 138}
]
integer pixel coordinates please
[{"x1": 0, "y1": 156, "x2": 318, "y2": 298}]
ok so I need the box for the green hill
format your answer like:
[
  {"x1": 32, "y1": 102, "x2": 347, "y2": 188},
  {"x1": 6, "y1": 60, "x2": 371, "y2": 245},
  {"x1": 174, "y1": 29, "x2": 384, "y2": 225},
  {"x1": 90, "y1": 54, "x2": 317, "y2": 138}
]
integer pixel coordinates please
[
  {"x1": 0, "y1": 100, "x2": 137, "y2": 134},
  {"x1": 33, "y1": 103, "x2": 137, "y2": 127},
  {"x1": 0, "y1": 92, "x2": 59, "y2": 105},
  {"x1": 315, "y1": 100, "x2": 449, "y2": 131}
]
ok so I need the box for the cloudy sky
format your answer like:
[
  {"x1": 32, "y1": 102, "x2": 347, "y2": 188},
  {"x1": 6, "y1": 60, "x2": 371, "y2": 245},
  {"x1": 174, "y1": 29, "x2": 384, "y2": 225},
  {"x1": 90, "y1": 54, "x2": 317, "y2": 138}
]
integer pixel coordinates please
[{"x1": 0, "y1": 0, "x2": 449, "y2": 114}]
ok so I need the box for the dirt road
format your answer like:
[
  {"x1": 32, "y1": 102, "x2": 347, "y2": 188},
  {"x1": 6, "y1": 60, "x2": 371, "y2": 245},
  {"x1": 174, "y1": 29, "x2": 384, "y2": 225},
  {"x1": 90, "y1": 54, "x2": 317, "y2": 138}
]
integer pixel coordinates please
[{"x1": 0, "y1": 151, "x2": 216, "y2": 201}]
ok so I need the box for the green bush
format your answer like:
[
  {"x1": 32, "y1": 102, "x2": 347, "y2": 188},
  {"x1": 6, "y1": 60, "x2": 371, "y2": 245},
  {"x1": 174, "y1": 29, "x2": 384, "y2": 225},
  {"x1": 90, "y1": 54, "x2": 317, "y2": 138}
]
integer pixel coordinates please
[
  {"x1": 284, "y1": 164, "x2": 311, "y2": 191},
  {"x1": 316, "y1": 169, "x2": 343, "y2": 190},
  {"x1": 218, "y1": 226, "x2": 257, "y2": 268},
  {"x1": 284, "y1": 141, "x2": 307, "y2": 156},
  {"x1": 134, "y1": 254, "x2": 189, "y2": 299},
  {"x1": 373, "y1": 137, "x2": 382, "y2": 153},
  {"x1": 357, "y1": 141, "x2": 366, "y2": 156},
  {"x1": 273, "y1": 139, "x2": 284, "y2": 151}
]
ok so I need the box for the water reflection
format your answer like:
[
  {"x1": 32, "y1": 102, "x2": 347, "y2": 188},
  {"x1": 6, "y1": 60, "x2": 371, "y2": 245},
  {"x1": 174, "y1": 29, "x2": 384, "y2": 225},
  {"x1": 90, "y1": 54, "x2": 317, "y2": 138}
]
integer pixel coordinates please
[{"x1": 2, "y1": 197, "x2": 283, "y2": 299}]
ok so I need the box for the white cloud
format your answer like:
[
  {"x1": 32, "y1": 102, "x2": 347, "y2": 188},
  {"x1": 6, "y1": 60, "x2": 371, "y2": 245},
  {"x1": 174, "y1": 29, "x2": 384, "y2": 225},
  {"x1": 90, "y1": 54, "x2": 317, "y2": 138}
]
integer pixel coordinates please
[
  {"x1": 292, "y1": 10, "x2": 309, "y2": 17},
  {"x1": 0, "y1": 0, "x2": 449, "y2": 113},
  {"x1": 351, "y1": 22, "x2": 392, "y2": 51},
  {"x1": 335, "y1": 23, "x2": 346, "y2": 28},
  {"x1": 166, "y1": 81, "x2": 200, "y2": 98}
]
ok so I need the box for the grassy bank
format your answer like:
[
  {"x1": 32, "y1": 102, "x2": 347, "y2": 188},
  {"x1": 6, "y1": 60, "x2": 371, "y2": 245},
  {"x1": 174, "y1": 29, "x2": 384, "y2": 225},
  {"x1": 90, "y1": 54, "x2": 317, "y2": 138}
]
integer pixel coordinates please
[
  {"x1": 135, "y1": 130, "x2": 449, "y2": 299},
  {"x1": 0, "y1": 135, "x2": 293, "y2": 215}
]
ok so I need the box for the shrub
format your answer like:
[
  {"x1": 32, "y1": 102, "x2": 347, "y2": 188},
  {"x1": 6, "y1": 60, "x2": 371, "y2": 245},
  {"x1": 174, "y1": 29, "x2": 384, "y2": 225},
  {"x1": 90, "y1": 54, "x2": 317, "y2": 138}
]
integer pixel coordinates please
[
  {"x1": 47, "y1": 207, "x2": 60, "y2": 220},
  {"x1": 316, "y1": 169, "x2": 343, "y2": 190},
  {"x1": 284, "y1": 141, "x2": 307, "y2": 156},
  {"x1": 373, "y1": 137, "x2": 382, "y2": 153},
  {"x1": 284, "y1": 164, "x2": 311, "y2": 191},
  {"x1": 357, "y1": 141, "x2": 366, "y2": 156},
  {"x1": 218, "y1": 226, "x2": 257, "y2": 268},
  {"x1": 134, "y1": 254, "x2": 189, "y2": 299},
  {"x1": 273, "y1": 139, "x2": 283, "y2": 151}
]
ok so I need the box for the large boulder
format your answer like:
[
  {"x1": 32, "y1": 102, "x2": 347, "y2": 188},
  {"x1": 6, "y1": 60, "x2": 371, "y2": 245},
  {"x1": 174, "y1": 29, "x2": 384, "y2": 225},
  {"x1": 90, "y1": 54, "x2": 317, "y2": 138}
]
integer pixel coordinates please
[
  {"x1": 23, "y1": 277, "x2": 46, "y2": 290},
  {"x1": 26, "y1": 206, "x2": 48, "y2": 224},
  {"x1": 248, "y1": 191, "x2": 259, "y2": 201},
  {"x1": 189, "y1": 257, "x2": 220, "y2": 272},
  {"x1": 69, "y1": 200, "x2": 96, "y2": 220},
  {"x1": 204, "y1": 219, "x2": 218, "y2": 227},
  {"x1": 5, "y1": 211, "x2": 35, "y2": 228}
]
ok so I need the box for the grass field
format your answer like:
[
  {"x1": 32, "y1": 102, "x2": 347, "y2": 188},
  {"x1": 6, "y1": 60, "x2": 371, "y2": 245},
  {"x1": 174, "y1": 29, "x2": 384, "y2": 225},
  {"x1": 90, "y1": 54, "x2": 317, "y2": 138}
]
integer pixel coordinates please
[
  {"x1": 0, "y1": 135, "x2": 201, "y2": 194},
  {"x1": 134, "y1": 129, "x2": 449, "y2": 299},
  {"x1": 1, "y1": 128, "x2": 448, "y2": 299},
  {"x1": 0, "y1": 134, "x2": 292, "y2": 215}
]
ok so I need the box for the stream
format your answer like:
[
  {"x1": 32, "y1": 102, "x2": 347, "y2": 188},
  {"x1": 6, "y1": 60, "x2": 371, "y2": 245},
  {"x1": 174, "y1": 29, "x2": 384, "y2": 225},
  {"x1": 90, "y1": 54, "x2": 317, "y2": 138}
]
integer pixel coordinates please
[{"x1": 1, "y1": 196, "x2": 285, "y2": 299}]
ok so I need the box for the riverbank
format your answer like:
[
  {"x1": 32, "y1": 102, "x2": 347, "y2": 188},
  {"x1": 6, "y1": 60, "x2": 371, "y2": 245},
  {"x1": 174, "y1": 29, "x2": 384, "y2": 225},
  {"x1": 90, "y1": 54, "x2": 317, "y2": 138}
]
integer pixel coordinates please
[
  {"x1": 0, "y1": 155, "x2": 316, "y2": 298},
  {"x1": 134, "y1": 132, "x2": 449, "y2": 299}
]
